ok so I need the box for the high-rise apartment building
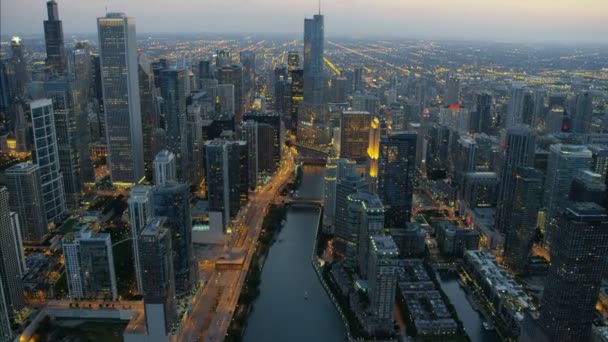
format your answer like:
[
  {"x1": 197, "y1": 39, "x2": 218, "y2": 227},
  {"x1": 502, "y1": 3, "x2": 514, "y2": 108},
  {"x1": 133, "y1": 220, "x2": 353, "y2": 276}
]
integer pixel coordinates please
[
  {"x1": 139, "y1": 217, "x2": 176, "y2": 338},
  {"x1": 63, "y1": 225, "x2": 117, "y2": 300},
  {"x1": 128, "y1": 185, "x2": 153, "y2": 294},
  {"x1": 152, "y1": 182, "x2": 196, "y2": 296},
  {"x1": 4, "y1": 162, "x2": 48, "y2": 243},
  {"x1": 367, "y1": 235, "x2": 400, "y2": 333},
  {"x1": 153, "y1": 150, "x2": 177, "y2": 187},
  {"x1": 495, "y1": 125, "x2": 535, "y2": 234},
  {"x1": 346, "y1": 191, "x2": 384, "y2": 277},
  {"x1": 30, "y1": 98, "x2": 66, "y2": 224}
]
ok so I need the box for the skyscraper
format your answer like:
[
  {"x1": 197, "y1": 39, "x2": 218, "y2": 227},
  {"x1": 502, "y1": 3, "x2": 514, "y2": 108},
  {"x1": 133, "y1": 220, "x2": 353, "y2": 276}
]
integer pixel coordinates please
[
  {"x1": 495, "y1": 125, "x2": 535, "y2": 234},
  {"x1": 290, "y1": 68, "x2": 304, "y2": 129},
  {"x1": 303, "y1": 13, "x2": 325, "y2": 105},
  {"x1": 10, "y1": 37, "x2": 28, "y2": 99},
  {"x1": 205, "y1": 139, "x2": 241, "y2": 229},
  {"x1": 543, "y1": 144, "x2": 592, "y2": 246},
  {"x1": 5, "y1": 162, "x2": 48, "y2": 244},
  {"x1": 218, "y1": 65, "x2": 244, "y2": 123},
  {"x1": 377, "y1": 132, "x2": 417, "y2": 227},
  {"x1": 470, "y1": 91, "x2": 492, "y2": 134},
  {"x1": 240, "y1": 51, "x2": 256, "y2": 99},
  {"x1": 503, "y1": 167, "x2": 543, "y2": 274},
  {"x1": 43, "y1": 0, "x2": 66, "y2": 74},
  {"x1": 138, "y1": 52, "x2": 160, "y2": 177},
  {"x1": 128, "y1": 185, "x2": 153, "y2": 294},
  {"x1": 139, "y1": 217, "x2": 176, "y2": 338},
  {"x1": 45, "y1": 79, "x2": 90, "y2": 209},
  {"x1": 242, "y1": 120, "x2": 259, "y2": 190},
  {"x1": 30, "y1": 98, "x2": 66, "y2": 224},
  {"x1": 445, "y1": 75, "x2": 460, "y2": 106},
  {"x1": 0, "y1": 286, "x2": 11, "y2": 341},
  {"x1": 538, "y1": 202, "x2": 608, "y2": 341},
  {"x1": 287, "y1": 51, "x2": 300, "y2": 72},
  {"x1": 97, "y1": 13, "x2": 144, "y2": 186},
  {"x1": 572, "y1": 91, "x2": 593, "y2": 134},
  {"x1": 346, "y1": 191, "x2": 384, "y2": 277},
  {"x1": 335, "y1": 174, "x2": 368, "y2": 254},
  {"x1": 340, "y1": 111, "x2": 371, "y2": 161},
  {"x1": 63, "y1": 225, "x2": 118, "y2": 300},
  {"x1": 0, "y1": 187, "x2": 26, "y2": 319},
  {"x1": 367, "y1": 235, "x2": 400, "y2": 333},
  {"x1": 507, "y1": 84, "x2": 526, "y2": 128},
  {"x1": 153, "y1": 182, "x2": 196, "y2": 296},
  {"x1": 153, "y1": 150, "x2": 177, "y2": 187},
  {"x1": 243, "y1": 111, "x2": 283, "y2": 173},
  {"x1": 323, "y1": 158, "x2": 356, "y2": 232},
  {"x1": 569, "y1": 170, "x2": 605, "y2": 206},
  {"x1": 160, "y1": 68, "x2": 188, "y2": 183}
]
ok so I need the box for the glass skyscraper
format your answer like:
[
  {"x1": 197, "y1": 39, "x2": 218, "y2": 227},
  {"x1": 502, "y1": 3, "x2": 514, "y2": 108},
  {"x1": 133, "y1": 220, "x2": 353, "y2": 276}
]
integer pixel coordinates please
[
  {"x1": 30, "y1": 98, "x2": 66, "y2": 225},
  {"x1": 43, "y1": 0, "x2": 66, "y2": 74},
  {"x1": 97, "y1": 13, "x2": 144, "y2": 186}
]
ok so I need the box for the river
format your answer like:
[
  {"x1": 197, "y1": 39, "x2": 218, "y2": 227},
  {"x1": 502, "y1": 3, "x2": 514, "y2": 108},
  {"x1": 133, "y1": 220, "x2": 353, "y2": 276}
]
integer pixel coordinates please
[
  {"x1": 243, "y1": 166, "x2": 348, "y2": 342},
  {"x1": 435, "y1": 272, "x2": 501, "y2": 341}
]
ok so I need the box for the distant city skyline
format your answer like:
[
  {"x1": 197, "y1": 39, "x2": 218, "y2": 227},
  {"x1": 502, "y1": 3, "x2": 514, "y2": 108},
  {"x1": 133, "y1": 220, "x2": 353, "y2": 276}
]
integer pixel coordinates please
[{"x1": 2, "y1": 0, "x2": 608, "y2": 43}]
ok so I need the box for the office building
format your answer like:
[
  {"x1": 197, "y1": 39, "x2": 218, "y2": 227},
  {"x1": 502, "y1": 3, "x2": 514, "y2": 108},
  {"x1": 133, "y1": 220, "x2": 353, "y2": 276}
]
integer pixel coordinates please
[
  {"x1": 243, "y1": 111, "x2": 282, "y2": 173},
  {"x1": 290, "y1": 68, "x2": 304, "y2": 129},
  {"x1": 340, "y1": 111, "x2": 370, "y2": 161},
  {"x1": 303, "y1": 13, "x2": 325, "y2": 105},
  {"x1": 68, "y1": 41, "x2": 91, "y2": 83},
  {"x1": 4, "y1": 162, "x2": 48, "y2": 243},
  {"x1": 215, "y1": 49, "x2": 232, "y2": 67},
  {"x1": 138, "y1": 52, "x2": 159, "y2": 176},
  {"x1": 205, "y1": 140, "x2": 241, "y2": 229},
  {"x1": 573, "y1": 91, "x2": 593, "y2": 134},
  {"x1": 240, "y1": 51, "x2": 256, "y2": 98},
  {"x1": 97, "y1": 13, "x2": 144, "y2": 186},
  {"x1": 538, "y1": 203, "x2": 608, "y2": 341},
  {"x1": 198, "y1": 59, "x2": 212, "y2": 82},
  {"x1": 543, "y1": 145, "x2": 591, "y2": 246},
  {"x1": 160, "y1": 68, "x2": 188, "y2": 183},
  {"x1": 139, "y1": 217, "x2": 176, "y2": 338},
  {"x1": 30, "y1": 98, "x2": 66, "y2": 224},
  {"x1": 153, "y1": 182, "x2": 196, "y2": 296},
  {"x1": 242, "y1": 120, "x2": 259, "y2": 190},
  {"x1": 377, "y1": 132, "x2": 417, "y2": 227},
  {"x1": 287, "y1": 51, "x2": 299, "y2": 71},
  {"x1": 507, "y1": 84, "x2": 526, "y2": 128},
  {"x1": 63, "y1": 225, "x2": 117, "y2": 300},
  {"x1": 495, "y1": 125, "x2": 535, "y2": 234},
  {"x1": 128, "y1": 185, "x2": 153, "y2": 294},
  {"x1": 470, "y1": 91, "x2": 493, "y2": 134},
  {"x1": 215, "y1": 84, "x2": 235, "y2": 115},
  {"x1": 390, "y1": 223, "x2": 426, "y2": 257},
  {"x1": 569, "y1": 169, "x2": 605, "y2": 206},
  {"x1": 218, "y1": 65, "x2": 244, "y2": 123},
  {"x1": 0, "y1": 187, "x2": 26, "y2": 319},
  {"x1": 10, "y1": 37, "x2": 28, "y2": 99},
  {"x1": 503, "y1": 167, "x2": 544, "y2": 274},
  {"x1": 435, "y1": 221, "x2": 480, "y2": 256},
  {"x1": 346, "y1": 191, "x2": 384, "y2": 277},
  {"x1": 461, "y1": 172, "x2": 498, "y2": 208},
  {"x1": 367, "y1": 235, "x2": 400, "y2": 333},
  {"x1": 43, "y1": 0, "x2": 66, "y2": 74},
  {"x1": 331, "y1": 76, "x2": 348, "y2": 103}
]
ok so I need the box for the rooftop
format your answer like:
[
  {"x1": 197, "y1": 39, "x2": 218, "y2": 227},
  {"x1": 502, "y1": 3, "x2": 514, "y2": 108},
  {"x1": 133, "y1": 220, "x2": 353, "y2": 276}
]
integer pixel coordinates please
[{"x1": 370, "y1": 235, "x2": 399, "y2": 255}]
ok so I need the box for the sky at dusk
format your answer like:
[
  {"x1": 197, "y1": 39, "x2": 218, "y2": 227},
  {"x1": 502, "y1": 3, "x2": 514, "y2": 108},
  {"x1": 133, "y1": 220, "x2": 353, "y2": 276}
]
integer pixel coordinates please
[{"x1": 2, "y1": 0, "x2": 607, "y2": 42}]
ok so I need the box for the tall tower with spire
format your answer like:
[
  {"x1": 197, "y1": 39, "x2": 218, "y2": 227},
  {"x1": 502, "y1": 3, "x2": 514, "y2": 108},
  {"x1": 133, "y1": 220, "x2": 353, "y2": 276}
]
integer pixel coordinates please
[{"x1": 43, "y1": 0, "x2": 67, "y2": 74}]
